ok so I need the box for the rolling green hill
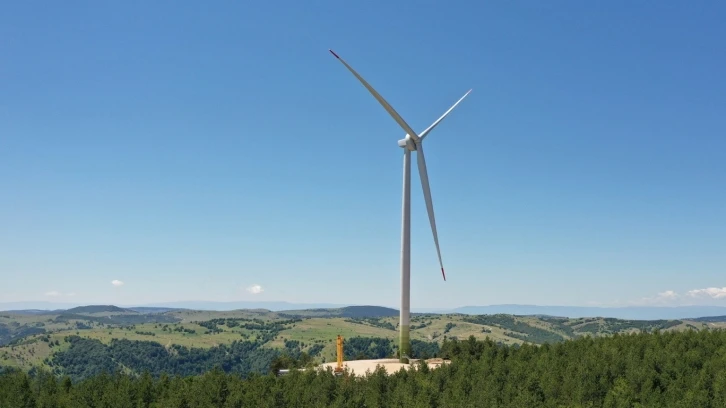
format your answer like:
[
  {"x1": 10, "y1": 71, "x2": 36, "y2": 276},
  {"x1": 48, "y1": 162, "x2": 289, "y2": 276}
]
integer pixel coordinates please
[
  {"x1": 64, "y1": 305, "x2": 131, "y2": 315},
  {"x1": 1, "y1": 305, "x2": 724, "y2": 381}
]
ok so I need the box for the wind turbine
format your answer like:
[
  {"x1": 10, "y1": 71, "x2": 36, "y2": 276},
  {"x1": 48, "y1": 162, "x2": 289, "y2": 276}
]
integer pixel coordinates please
[{"x1": 329, "y1": 49, "x2": 471, "y2": 363}]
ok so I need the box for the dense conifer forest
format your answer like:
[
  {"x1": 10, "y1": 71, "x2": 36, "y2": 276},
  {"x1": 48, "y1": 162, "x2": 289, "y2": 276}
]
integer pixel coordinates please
[{"x1": 2, "y1": 329, "x2": 726, "y2": 407}]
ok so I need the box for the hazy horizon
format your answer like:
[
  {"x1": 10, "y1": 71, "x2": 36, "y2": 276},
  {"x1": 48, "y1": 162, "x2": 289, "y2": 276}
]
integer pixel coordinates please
[{"x1": 4, "y1": 299, "x2": 726, "y2": 311}]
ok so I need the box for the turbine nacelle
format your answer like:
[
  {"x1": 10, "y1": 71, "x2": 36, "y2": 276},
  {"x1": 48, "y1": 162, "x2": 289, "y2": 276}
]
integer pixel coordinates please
[{"x1": 398, "y1": 135, "x2": 417, "y2": 151}]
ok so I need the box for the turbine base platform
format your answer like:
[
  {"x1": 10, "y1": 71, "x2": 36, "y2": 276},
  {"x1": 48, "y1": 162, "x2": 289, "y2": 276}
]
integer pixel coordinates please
[{"x1": 318, "y1": 358, "x2": 449, "y2": 376}]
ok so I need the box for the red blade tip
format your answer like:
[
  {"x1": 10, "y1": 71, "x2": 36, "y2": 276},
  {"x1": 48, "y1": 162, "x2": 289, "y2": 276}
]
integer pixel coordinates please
[
  {"x1": 441, "y1": 268, "x2": 446, "y2": 281},
  {"x1": 329, "y1": 49, "x2": 340, "y2": 59}
]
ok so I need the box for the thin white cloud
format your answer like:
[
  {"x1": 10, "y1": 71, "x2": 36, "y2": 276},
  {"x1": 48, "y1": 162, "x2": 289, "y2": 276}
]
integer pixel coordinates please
[
  {"x1": 45, "y1": 291, "x2": 76, "y2": 298},
  {"x1": 631, "y1": 290, "x2": 679, "y2": 306},
  {"x1": 630, "y1": 286, "x2": 726, "y2": 305},
  {"x1": 687, "y1": 287, "x2": 726, "y2": 299},
  {"x1": 111, "y1": 280, "x2": 124, "y2": 287},
  {"x1": 658, "y1": 290, "x2": 678, "y2": 300},
  {"x1": 246, "y1": 284, "x2": 264, "y2": 295}
]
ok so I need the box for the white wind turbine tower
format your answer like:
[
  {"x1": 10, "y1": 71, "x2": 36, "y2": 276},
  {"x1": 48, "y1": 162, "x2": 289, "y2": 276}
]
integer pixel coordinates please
[{"x1": 330, "y1": 49, "x2": 471, "y2": 363}]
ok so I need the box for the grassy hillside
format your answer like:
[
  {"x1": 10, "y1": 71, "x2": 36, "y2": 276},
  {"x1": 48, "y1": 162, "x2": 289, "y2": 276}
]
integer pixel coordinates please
[{"x1": 1, "y1": 305, "x2": 724, "y2": 380}]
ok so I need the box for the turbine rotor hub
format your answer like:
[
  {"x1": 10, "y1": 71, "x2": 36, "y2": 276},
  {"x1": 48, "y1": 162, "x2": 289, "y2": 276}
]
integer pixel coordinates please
[{"x1": 398, "y1": 135, "x2": 417, "y2": 151}]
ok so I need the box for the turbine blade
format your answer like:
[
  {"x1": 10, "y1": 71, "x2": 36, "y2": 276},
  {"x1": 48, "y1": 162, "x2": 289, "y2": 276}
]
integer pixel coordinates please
[
  {"x1": 329, "y1": 49, "x2": 420, "y2": 140},
  {"x1": 419, "y1": 89, "x2": 472, "y2": 140},
  {"x1": 415, "y1": 142, "x2": 446, "y2": 281}
]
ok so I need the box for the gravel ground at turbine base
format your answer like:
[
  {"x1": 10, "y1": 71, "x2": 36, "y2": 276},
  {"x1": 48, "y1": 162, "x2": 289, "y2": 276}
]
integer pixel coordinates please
[{"x1": 317, "y1": 358, "x2": 450, "y2": 376}]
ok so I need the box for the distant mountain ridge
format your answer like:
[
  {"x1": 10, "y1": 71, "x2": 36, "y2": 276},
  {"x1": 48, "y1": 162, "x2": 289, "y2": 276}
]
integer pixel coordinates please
[
  {"x1": 279, "y1": 305, "x2": 399, "y2": 318},
  {"x1": 128, "y1": 307, "x2": 183, "y2": 314},
  {"x1": 692, "y1": 315, "x2": 726, "y2": 323},
  {"x1": 451, "y1": 305, "x2": 726, "y2": 320},
  {"x1": 2, "y1": 301, "x2": 726, "y2": 320},
  {"x1": 0, "y1": 309, "x2": 64, "y2": 316},
  {"x1": 65, "y1": 305, "x2": 130, "y2": 314}
]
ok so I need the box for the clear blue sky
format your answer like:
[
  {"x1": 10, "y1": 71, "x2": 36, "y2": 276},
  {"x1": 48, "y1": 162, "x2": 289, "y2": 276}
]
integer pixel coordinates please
[{"x1": 1, "y1": 1, "x2": 724, "y2": 308}]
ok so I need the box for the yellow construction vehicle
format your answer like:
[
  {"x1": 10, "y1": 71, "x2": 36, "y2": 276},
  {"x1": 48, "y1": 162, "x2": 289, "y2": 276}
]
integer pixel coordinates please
[{"x1": 334, "y1": 335, "x2": 344, "y2": 375}]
